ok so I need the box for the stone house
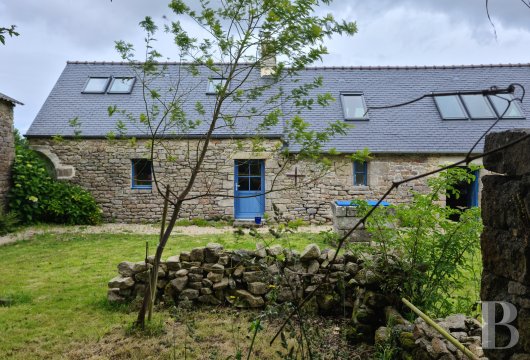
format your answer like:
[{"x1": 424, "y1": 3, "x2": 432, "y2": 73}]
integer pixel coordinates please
[
  {"x1": 0, "y1": 92, "x2": 22, "y2": 212},
  {"x1": 25, "y1": 62, "x2": 530, "y2": 223}
]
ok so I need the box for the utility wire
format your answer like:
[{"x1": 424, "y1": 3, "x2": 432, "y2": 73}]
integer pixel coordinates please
[
  {"x1": 485, "y1": 0, "x2": 498, "y2": 40},
  {"x1": 363, "y1": 84, "x2": 516, "y2": 118}
]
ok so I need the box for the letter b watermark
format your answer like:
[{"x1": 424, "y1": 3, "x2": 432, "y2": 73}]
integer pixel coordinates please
[{"x1": 482, "y1": 301, "x2": 519, "y2": 349}]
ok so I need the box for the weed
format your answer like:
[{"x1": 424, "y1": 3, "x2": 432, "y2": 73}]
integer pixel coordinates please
[
  {"x1": 0, "y1": 208, "x2": 19, "y2": 235},
  {"x1": 0, "y1": 291, "x2": 32, "y2": 307}
]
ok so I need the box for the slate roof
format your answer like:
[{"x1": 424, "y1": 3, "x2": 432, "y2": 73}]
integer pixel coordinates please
[
  {"x1": 0, "y1": 92, "x2": 23, "y2": 106},
  {"x1": 26, "y1": 61, "x2": 530, "y2": 154}
]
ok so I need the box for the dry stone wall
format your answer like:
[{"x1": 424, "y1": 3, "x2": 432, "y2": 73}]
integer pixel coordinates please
[
  {"x1": 27, "y1": 138, "x2": 478, "y2": 223},
  {"x1": 481, "y1": 129, "x2": 530, "y2": 360},
  {"x1": 108, "y1": 242, "x2": 405, "y2": 342},
  {"x1": 0, "y1": 100, "x2": 15, "y2": 211},
  {"x1": 109, "y1": 241, "x2": 487, "y2": 359}
]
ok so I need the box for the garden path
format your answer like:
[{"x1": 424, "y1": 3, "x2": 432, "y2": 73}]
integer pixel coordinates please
[{"x1": 0, "y1": 223, "x2": 331, "y2": 246}]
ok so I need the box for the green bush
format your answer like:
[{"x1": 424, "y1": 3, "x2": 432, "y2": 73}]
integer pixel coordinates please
[
  {"x1": 0, "y1": 208, "x2": 19, "y2": 235},
  {"x1": 8, "y1": 136, "x2": 101, "y2": 225},
  {"x1": 353, "y1": 167, "x2": 483, "y2": 317}
]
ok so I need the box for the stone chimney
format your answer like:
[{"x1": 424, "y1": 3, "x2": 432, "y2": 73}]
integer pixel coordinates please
[
  {"x1": 0, "y1": 92, "x2": 22, "y2": 212},
  {"x1": 260, "y1": 33, "x2": 276, "y2": 78}
]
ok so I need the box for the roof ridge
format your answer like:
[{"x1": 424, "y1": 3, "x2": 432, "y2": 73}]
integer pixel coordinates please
[
  {"x1": 66, "y1": 60, "x2": 530, "y2": 70},
  {"x1": 0, "y1": 91, "x2": 23, "y2": 105},
  {"x1": 66, "y1": 60, "x2": 254, "y2": 66},
  {"x1": 306, "y1": 63, "x2": 530, "y2": 70}
]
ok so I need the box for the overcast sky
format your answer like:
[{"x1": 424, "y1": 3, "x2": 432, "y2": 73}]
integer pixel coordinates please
[{"x1": 1, "y1": 0, "x2": 530, "y2": 133}]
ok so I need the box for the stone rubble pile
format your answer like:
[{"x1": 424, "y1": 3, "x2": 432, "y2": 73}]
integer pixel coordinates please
[
  {"x1": 411, "y1": 314, "x2": 485, "y2": 360},
  {"x1": 374, "y1": 312, "x2": 485, "y2": 360}
]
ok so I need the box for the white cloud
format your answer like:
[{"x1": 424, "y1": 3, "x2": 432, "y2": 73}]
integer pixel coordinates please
[{"x1": 1, "y1": 0, "x2": 529, "y2": 132}]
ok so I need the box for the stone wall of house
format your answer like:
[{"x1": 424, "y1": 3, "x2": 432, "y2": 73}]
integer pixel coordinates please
[
  {"x1": 0, "y1": 100, "x2": 15, "y2": 211},
  {"x1": 27, "y1": 138, "x2": 483, "y2": 223},
  {"x1": 481, "y1": 129, "x2": 530, "y2": 360}
]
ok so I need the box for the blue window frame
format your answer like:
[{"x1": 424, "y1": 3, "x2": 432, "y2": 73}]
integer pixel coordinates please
[
  {"x1": 468, "y1": 170, "x2": 480, "y2": 208},
  {"x1": 131, "y1": 159, "x2": 152, "y2": 189},
  {"x1": 353, "y1": 160, "x2": 368, "y2": 186}
]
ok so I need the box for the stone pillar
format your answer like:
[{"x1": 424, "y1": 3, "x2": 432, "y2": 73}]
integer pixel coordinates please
[
  {"x1": 0, "y1": 99, "x2": 15, "y2": 211},
  {"x1": 330, "y1": 201, "x2": 371, "y2": 242},
  {"x1": 481, "y1": 129, "x2": 530, "y2": 360}
]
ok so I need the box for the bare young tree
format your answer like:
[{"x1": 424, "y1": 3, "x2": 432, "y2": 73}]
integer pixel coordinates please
[{"x1": 112, "y1": 0, "x2": 358, "y2": 328}]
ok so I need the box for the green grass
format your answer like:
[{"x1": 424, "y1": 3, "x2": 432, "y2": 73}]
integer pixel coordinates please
[
  {"x1": 173, "y1": 218, "x2": 234, "y2": 228},
  {"x1": 0, "y1": 230, "x2": 328, "y2": 359}
]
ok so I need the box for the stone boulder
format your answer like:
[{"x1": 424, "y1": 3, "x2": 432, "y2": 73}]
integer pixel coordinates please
[
  {"x1": 118, "y1": 261, "x2": 147, "y2": 277},
  {"x1": 248, "y1": 282, "x2": 268, "y2": 295},
  {"x1": 300, "y1": 243, "x2": 321, "y2": 261},
  {"x1": 228, "y1": 289, "x2": 264, "y2": 308},
  {"x1": 190, "y1": 247, "x2": 205, "y2": 262},
  {"x1": 166, "y1": 256, "x2": 181, "y2": 271},
  {"x1": 204, "y1": 243, "x2": 223, "y2": 263},
  {"x1": 108, "y1": 275, "x2": 134, "y2": 290}
]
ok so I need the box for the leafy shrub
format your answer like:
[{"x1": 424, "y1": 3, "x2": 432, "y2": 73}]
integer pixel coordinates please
[
  {"x1": 353, "y1": 167, "x2": 483, "y2": 317},
  {"x1": 287, "y1": 218, "x2": 307, "y2": 229},
  {"x1": 0, "y1": 208, "x2": 19, "y2": 235},
  {"x1": 174, "y1": 218, "x2": 233, "y2": 227},
  {"x1": 8, "y1": 136, "x2": 101, "y2": 225}
]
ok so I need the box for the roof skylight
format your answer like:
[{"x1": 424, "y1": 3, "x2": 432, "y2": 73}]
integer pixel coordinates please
[
  {"x1": 434, "y1": 93, "x2": 524, "y2": 120},
  {"x1": 341, "y1": 94, "x2": 367, "y2": 120},
  {"x1": 461, "y1": 95, "x2": 496, "y2": 119},
  {"x1": 434, "y1": 95, "x2": 467, "y2": 120},
  {"x1": 83, "y1": 77, "x2": 110, "y2": 93},
  {"x1": 108, "y1": 77, "x2": 135, "y2": 94},
  {"x1": 488, "y1": 94, "x2": 524, "y2": 118},
  {"x1": 207, "y1": 78, "x2": 227, "y2": 94}
]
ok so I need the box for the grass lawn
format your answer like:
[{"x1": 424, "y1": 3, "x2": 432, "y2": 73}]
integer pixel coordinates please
[{"x1": 0, "y1": 230, "x2": 336, "y2": 359}]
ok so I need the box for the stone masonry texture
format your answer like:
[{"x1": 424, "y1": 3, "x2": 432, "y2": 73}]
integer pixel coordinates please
[
  {"x1": 27, "y1": 138, "x2": 483, "y2": 223},
  {"x1": 0, "y1": 100, "x2": 15, "y2": 211},
  {"x1": 481, "y1": 129, "x2": 530, "y2": 360}
]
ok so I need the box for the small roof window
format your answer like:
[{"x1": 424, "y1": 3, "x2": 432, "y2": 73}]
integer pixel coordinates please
[
  {"x1": 433, "y1": 95, "x2": 467, "y2": 120},
  {"x1": 83, "y1": 77, "x2": 110, "y2": 93},
  {"x1": 207, "y1": 78, "x2": 226, "y2": 94},
  {"x1": 341, "y1": 94, "x2": 367, "y2": 120},
  {"x1": 488, "y1": 94, "x2": 524, "y2": 119},
  {"x1": 108, "y1": 77, "x2": 135, "y2": 94},
  {"x1": 461, "y1": 94, "x2": 496, "y2": 119}
]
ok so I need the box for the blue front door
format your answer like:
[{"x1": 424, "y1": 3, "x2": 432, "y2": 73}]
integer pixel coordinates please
[{"x1": 234, "y1": 160, "x2": 265, "y2": 219}]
